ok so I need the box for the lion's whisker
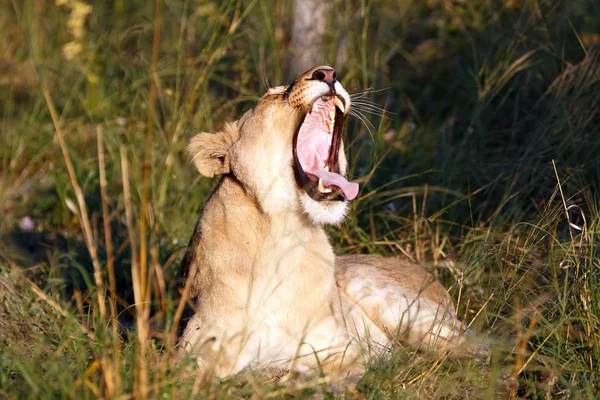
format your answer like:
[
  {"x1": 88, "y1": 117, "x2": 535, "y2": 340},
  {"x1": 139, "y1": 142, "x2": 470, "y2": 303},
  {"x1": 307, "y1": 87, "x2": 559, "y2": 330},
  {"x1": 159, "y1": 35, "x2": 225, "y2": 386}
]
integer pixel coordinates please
[
  {"x1": 352, "y1": 105, "x2": 389, "y2": 115},
  {"x1": 349, "y1": 87, "x2": 390, "y2": 99},
  {"x1": 262, "y1": 74, "x2": 272, "y2": 91},
  {"x1": 349, "y1": 109, "x2": 376, "y2": 140},
  {"x1": 351, "y1": 103, "x2": 394, "y2": 119},
  {"x1": 351, "y1": 100, "x2": 394, "y2": 114},
  {"x1": 353, "y1": 110, "x2": 392, "y2": 121}
]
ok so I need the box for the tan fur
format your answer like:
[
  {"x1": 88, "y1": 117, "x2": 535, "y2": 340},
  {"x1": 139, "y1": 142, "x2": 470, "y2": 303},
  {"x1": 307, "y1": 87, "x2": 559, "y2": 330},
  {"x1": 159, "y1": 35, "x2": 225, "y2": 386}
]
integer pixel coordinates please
[{"x1": 178, "y1": 66, "x2": 468, "y2": 386}]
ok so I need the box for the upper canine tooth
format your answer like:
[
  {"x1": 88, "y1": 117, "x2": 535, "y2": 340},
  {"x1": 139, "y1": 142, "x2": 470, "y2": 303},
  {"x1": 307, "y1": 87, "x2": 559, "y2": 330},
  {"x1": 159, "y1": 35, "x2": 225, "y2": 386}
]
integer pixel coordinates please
[
  {"x1": 333, "y1": 97, "x2": 345, "y2": 113},
  {"x1": 323, "y1": 165, "x2": 329, "y2": 172},
  {"x1": 313, "y1": 101, "x2": 320, "y2": 112}
]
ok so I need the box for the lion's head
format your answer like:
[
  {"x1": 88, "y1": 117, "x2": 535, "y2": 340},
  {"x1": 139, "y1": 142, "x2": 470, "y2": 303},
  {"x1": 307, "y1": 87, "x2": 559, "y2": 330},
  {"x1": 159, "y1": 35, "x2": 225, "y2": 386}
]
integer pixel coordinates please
[{"x1": 189, "y1": 65, "x2": 357, "y2": 225}]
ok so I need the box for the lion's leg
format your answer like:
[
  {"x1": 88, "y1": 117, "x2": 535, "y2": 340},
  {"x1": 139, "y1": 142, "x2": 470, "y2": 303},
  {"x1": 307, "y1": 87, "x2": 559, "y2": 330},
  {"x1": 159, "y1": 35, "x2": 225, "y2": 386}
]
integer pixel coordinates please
[
  {"x1": 335, "y1": 255, "x2": 469, "y2": 354},
  {"x1": 179, "y1": 311, "x2": 277, "y2": 379},
  {"x1": 178, "y1": 313, "x2": 238, "y2": 376},
  {"x1": 263, "y1": 314, "x2": 365, "y2": 389},
  {"x1": 179, "y1": 308, "x2": 364, "y2": 384}
]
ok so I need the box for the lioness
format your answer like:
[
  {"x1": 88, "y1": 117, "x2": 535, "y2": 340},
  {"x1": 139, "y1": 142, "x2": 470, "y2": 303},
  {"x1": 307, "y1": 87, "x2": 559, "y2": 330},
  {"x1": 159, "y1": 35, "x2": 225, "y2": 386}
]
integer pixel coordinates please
[{"x1": 178, "y1": 66, "x2": 468, "y2": 385}]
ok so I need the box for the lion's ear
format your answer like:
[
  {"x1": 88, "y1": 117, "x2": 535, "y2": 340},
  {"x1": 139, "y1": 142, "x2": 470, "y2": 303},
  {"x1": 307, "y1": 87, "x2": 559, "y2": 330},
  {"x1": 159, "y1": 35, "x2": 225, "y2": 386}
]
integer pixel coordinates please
[{"x1": 188, "y1": 122, "x2": 239, "y2": 178}]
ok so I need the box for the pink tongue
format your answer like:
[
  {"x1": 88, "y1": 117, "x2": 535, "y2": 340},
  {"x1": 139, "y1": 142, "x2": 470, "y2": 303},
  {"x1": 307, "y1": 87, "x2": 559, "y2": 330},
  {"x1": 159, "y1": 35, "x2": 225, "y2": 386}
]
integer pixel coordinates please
[{"x1": 307, "y1": 170, "x2": 359, "y2": 201}]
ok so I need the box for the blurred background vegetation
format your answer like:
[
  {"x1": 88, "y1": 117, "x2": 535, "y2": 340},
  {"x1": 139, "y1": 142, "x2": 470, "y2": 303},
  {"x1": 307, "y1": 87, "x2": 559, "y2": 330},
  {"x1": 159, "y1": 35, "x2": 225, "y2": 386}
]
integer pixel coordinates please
[{"x1": 1, "y1": 0, "x2": 600, "y2": 398}]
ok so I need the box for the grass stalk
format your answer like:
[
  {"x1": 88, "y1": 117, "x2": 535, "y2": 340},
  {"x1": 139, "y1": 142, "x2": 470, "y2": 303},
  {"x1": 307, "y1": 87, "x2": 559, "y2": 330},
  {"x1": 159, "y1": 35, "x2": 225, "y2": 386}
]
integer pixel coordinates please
[
  {"x1": 121, "y1": 145, "x2": 146, "y2": 399},
  {"x1": 39, "y1": 64, "x2": 107, "y2": 322},
  {"x1": 133, "y1": 0, "x2": 162, "y2": 397},
  {"x1": 97, "y1": 124, "x2": 121, "y2": 396}
]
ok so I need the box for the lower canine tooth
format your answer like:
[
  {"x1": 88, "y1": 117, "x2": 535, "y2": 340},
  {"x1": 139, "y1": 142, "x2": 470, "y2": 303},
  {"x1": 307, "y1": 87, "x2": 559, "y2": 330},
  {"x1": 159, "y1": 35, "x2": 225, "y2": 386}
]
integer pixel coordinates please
[
  {"x1": 318, "y1": 179, "x2": 325, "y2": 192},
  {"x1": 317, "y1": 179, "x2": 332, "y2": 193}
]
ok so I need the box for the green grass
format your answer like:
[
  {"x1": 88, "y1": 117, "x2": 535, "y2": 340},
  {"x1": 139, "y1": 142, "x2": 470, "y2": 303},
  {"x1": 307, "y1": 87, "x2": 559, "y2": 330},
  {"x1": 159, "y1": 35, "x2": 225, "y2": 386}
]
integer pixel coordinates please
[{"x1": 1, "y1": 0, "x2": 600, "y2": 398}]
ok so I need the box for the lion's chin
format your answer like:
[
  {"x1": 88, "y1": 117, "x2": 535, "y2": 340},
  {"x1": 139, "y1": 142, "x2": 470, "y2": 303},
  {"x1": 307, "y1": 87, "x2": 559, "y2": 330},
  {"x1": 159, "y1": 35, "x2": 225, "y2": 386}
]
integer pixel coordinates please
[{"x1": 300, "y1": 192, "x2": 348, "y2": 225}]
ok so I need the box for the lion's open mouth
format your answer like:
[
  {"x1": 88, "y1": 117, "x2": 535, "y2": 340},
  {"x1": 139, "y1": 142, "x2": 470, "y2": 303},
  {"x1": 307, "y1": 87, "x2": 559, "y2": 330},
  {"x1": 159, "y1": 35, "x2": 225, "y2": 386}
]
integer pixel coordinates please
[{"x1": 293, "y1": 96, "x2": 359, "y2": 202}]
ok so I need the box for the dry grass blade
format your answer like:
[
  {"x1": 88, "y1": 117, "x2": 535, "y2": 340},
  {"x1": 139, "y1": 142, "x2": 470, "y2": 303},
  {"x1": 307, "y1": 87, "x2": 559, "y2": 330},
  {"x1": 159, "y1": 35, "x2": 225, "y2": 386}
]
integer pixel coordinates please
[
  {"x1": 40, "y1": 84, "x2": 107, "y2": 322},
  {"x1": 97, "y1": 124, "x2": 121, "y2": 396},
  {"x1": 169, "y1": 261, "x2": 198, "y2": 344},
  {"x1": 552, "y1": 160, "x2": 575, "y2": 251},
  {"x1": 134, "y1": 0, "x2": 162, "y2": 396},
  {"x1": 25, "y1": 277, "x2": 96, "y2": 341},
  {"x1": 479, "y1": 49, "x2": 537, "y2": 100},
  {"x1": 97, "y1": 125, "x2": 116, "y2": 300},
  {"x1": 121, "y1": 145, "x2": 148, "y2": 399}
]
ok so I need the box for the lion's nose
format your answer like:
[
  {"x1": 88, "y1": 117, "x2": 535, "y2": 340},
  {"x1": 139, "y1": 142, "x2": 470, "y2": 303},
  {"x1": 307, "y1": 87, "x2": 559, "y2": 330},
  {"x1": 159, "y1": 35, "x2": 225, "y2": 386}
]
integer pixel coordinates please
[{"x1": 311, "y1": 68, "x2": 337, "y2": 84}]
